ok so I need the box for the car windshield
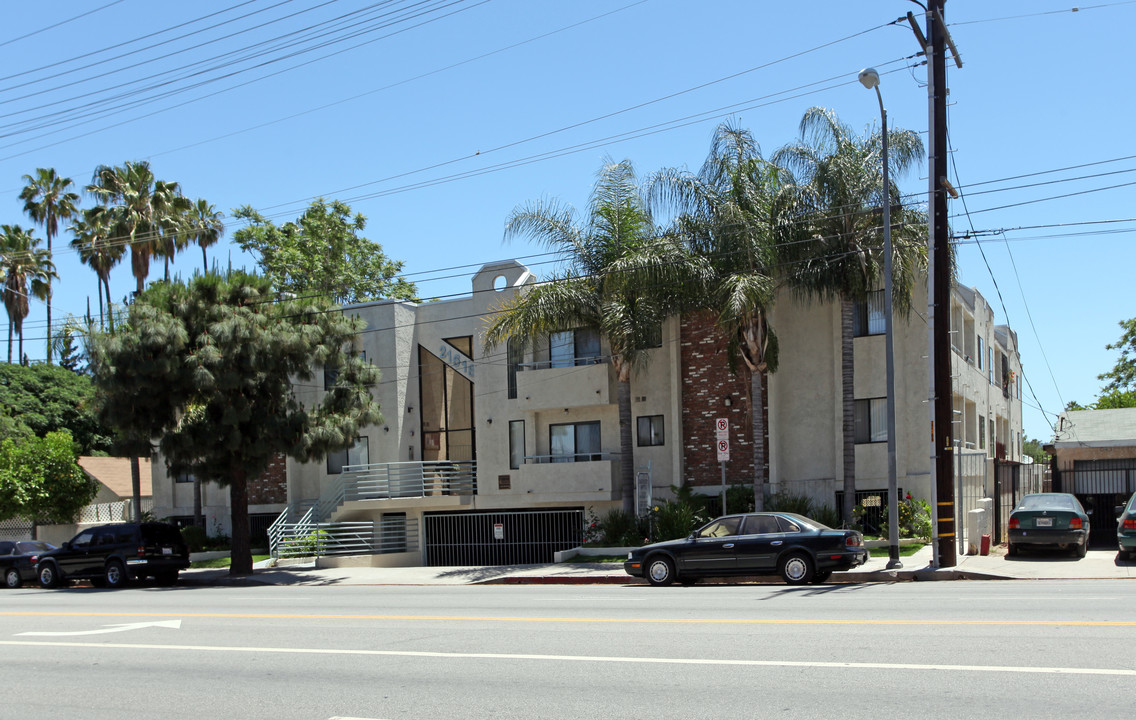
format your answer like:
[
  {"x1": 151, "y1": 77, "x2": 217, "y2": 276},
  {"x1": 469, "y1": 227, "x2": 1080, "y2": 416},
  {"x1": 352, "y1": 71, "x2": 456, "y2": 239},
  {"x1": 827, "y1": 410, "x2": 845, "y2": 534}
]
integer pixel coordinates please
[
  {"x1": 15, "y1": 542, "x2": 52, "y2": 553},
  {"x1": 1019, "y1": 494, "x2": 1075, "y2": 511}
]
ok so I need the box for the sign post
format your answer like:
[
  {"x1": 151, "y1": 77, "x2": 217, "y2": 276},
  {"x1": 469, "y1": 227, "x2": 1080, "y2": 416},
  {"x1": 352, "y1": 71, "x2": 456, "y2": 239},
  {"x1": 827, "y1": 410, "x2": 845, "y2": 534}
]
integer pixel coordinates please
[{"x1": 715, "y1": 418, "x2": 730, "y2": 514}]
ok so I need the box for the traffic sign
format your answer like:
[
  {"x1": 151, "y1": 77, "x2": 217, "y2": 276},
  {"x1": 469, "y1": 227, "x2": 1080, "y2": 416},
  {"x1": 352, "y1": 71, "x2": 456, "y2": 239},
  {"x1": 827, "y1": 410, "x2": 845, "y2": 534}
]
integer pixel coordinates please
[{"x1": 716, "y1": 438, "x2": 730, "y2": 462}]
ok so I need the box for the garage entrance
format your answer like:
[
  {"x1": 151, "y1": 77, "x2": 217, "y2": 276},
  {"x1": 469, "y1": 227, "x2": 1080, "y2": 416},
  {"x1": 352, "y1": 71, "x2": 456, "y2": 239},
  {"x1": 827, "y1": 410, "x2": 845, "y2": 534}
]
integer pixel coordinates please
[
  {"x1": 1059, "y1": 459, "x2": 1136, "y2": 548},
  {"x1": 423, "y1": 508, "x2": 584, "y2": 566}
]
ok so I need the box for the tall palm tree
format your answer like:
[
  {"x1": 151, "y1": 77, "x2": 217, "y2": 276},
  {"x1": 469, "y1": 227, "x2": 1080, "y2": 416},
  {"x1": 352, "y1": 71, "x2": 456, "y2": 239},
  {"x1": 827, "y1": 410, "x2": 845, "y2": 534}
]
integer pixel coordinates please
[
  {"x1": 20, "y1": 168, "x2": 79, "y2": 364},
  {"x1": 70, "y1": 206, "x2": 126, "y2": 330},
  {"x1": 485, "y1": 159, "x2": 704, "y2": 513},
  {"x1": 187, "y1": 198, "x2": 225, "y2": 271},
  {"x1": 651, "y1": 122, "x2": 798, "y2": 510},
  {"x1": 151, "y1": 180, "x2": 193, "y2": 281},
  {"x1": 87, "y1": 161, "x2": 187, "y2": 295},
  {"x1": 773, "y1": 107, "x2": 926, "y2": 526},
  {"x1": 0, "y1": 225, "x2": 56, "y2": 365}
]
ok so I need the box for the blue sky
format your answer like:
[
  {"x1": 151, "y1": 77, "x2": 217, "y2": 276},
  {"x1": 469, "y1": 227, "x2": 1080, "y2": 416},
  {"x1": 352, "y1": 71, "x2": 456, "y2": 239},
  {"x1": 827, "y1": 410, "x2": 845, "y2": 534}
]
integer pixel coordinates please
[{"x1": 2, "y1": 0, "x2": 1134, "y2": 443}]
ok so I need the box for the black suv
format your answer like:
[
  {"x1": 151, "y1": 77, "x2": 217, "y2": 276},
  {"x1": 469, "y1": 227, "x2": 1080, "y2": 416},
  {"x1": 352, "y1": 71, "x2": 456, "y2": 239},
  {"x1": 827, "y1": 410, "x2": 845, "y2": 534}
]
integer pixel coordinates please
[{"x1": 36, "y1": 522, "x2": 190, "y2": 589}]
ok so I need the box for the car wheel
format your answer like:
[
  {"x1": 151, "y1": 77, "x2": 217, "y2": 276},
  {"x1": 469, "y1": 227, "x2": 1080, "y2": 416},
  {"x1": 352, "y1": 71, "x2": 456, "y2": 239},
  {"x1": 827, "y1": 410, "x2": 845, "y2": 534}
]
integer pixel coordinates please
[
  {"x1": 645, "y1": 555, "x2": 676, "y2": 587},
  {"x1": 811, "y1": 570, "x2": 832, "y2": 585},
  {"x1": 779, "y1": 552, "x2": 814, "y2": 585},
  {"x1": 4, "y1": 567, "x2": 20, "y2": 589},
  {"x1": 104, "y1": 560, "x2": 129, "y2": 589},
  {"x1": 38, "y1": 563, "x2": 60, "y2": 589},
  {"x1": 1075, "y1": 538, "x2": 1088, "y2": 558},
  {"x1": 1006, "y1": 543, "x2": 1017, "y2": 557},
  {"x1": 155, "y1": 571, "x2": 179, "y2": 586}
]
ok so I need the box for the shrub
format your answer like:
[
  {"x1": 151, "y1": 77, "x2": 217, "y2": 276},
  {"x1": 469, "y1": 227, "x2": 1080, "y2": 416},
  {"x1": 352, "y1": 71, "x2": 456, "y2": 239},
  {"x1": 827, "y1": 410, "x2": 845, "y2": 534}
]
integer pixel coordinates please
[
  {"x1": 650, "y1": 499, "x2": 701, "y2": 541},
  {"x1": 584, "y1": 508, "x2": 648, "y2": 546},
  {"x1": 181, "y1": 525, "x2": 207, "y2": 553},
  {"x1": 878, "y1": 494, "x2": 932, "y2": 542},
  {"x1": 766, "y1": 491, "x2": 813, "y2": 516},
  {"x1": 810, "y1": 504, "x2": 842, "y2": 529}
]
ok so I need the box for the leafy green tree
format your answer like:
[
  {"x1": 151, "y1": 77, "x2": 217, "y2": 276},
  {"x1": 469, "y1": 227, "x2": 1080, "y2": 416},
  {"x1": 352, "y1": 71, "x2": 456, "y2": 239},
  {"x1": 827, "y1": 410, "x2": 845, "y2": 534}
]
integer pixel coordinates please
[
  {"x1": 233, "y1": 199, "x2": 418, "y2": 304},
  {"x1": 0, "y1": 225, "x2": 56, "y2": 365},
  {"x1": 88, "y1": 271, "x2": 382, "y2": 575},
  {"x1": 20, "y1": 168, "x2": 80, "y2": 365},
  {"x1": 0, "y1": 430, "x2": 97, "y2": 524},
  {"x1": 651, "y1": 122, "x2": 797, "y2": 510},
  {"x1": 774, "y1": 107, "x2": 926, "y2": 525},
  {"x1": 70, "y1": 206, "x2": 125, "y2": 330},
  {"x1": 1022, "y1": 435, "x2": 1048, "y2": 464},
  {"x1": 1099, "y1": 318, "x2": 1136, "y2": 392},
  {"x1": 485, "y1": 159, "x2": 703, "y2": 513},
  {"x1": 1095, "y1": 389, "x2": 1136, "y2": 409},
  {"x1": 0, "y1": 362, "x2": 113, "y2": 454}
]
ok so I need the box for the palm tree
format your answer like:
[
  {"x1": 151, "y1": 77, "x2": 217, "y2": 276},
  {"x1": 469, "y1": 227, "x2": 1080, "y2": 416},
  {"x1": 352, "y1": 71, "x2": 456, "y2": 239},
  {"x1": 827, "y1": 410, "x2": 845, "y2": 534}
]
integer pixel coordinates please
[
  {"x1": 0, "y1": 225, "x2": 56, "y2": 364},
  {"x1": 773, "y1": 107, "x2": 926, "y2": 526},
  {"x1": 151, "y1": 180, "x2": 193, "y2": 282},
  {"x1": 651, "y1": 122, "x2": 798, "y2": 510},
  {"x1": 20, "y1": 168, "x2": 79, "y2": 364},
  {"x1": 485, "y1": 159, "x2": 704, "y2": 513},
  {"x1": 187, "y1": 198, "x2": 225, "y2": 271},
  {"x1": 87, "y1": 161, "x2": 187, "y2": 295},
  {"x1": 70, "y1": 206, "x2": 126, "y2": 330}
]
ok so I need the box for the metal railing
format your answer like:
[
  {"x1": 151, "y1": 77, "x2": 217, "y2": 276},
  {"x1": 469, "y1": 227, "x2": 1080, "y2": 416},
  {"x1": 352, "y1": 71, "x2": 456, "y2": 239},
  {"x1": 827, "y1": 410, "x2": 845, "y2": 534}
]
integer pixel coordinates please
[
  {"x1": 517, "y1": 356, "x2": 608, "y2": 370},
  {"x1": 523, "y1": 453, "x2": 618, "y2": 464},
  {"x1": 268, "y1": 460, "x2": 474, "y2": 557},
  {"x1": 272, "y1": 518, "x2": 420, "y2": 558}
]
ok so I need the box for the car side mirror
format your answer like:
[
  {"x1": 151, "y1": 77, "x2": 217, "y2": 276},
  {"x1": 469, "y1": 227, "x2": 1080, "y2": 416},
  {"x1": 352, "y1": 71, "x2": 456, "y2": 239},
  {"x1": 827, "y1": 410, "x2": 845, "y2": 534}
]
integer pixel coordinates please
[{"x1": 62, "y1": 541, "x2": 71, "y2": 550}]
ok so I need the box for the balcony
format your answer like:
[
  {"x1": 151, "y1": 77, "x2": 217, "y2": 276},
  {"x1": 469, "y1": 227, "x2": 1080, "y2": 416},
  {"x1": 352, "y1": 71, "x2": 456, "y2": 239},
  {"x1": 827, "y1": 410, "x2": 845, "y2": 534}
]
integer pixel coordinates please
[
  {"x1": 317, "y1": 461, "x2": 477, "y2": 521},
  {"x1": 514, "y1": 357, "x2": 616, "y2": 411},
  {"x1": 514, "y1": 453, "x2": 621, "y2": 502}
]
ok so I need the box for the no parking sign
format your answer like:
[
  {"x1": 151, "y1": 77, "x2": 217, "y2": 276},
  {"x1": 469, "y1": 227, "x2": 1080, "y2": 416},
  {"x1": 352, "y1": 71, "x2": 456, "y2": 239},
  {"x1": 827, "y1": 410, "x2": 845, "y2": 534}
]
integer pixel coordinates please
[{"x1": 715, "y1": 418, "x2": 729, "y2": 461}]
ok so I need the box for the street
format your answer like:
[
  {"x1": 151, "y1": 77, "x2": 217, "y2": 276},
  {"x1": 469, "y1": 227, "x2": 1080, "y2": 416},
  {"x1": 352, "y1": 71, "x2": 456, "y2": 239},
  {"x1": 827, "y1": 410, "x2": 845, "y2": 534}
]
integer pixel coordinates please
[{"x1": 2, "y1": 580, "x2": 1134, "y2": 719}]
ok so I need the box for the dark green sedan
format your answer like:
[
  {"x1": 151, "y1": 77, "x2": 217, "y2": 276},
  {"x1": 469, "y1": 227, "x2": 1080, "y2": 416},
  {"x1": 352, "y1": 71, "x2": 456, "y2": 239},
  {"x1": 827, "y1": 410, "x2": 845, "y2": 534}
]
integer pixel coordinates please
[
  {"x1": 624, "y1": 512, "x2": 867, "y2": 586},
  {"x1": 1007, "y1": 493, "x2": 1090, "y2": 558}
]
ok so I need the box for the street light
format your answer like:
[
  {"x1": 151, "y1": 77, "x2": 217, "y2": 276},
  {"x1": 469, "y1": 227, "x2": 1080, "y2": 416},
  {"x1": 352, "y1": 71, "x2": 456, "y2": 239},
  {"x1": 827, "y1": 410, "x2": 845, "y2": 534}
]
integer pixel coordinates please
[{"x1": 859, "y1": 67, "x2": 902, "y2": 570}]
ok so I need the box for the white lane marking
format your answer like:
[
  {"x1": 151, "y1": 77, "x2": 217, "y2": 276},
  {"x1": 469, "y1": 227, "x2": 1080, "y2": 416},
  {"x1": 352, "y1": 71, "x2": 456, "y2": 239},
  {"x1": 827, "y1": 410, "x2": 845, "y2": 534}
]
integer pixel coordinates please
[
  {"x1": 16, "y1": 620, "x2": 182, "y2": 637},
  {"x1": 0, "y1": 640, "x2": 1131, "y2": 676}
]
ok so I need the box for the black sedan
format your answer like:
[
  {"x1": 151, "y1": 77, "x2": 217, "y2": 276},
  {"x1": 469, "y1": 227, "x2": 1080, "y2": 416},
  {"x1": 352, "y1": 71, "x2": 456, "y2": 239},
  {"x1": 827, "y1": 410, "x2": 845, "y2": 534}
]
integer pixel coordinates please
[
  {"x1": 624, "y1": 512, "x2": 867, "y2": 586},
  {"x1": 1, "y1": 540, "x2": 56, "y2": 589},
  {"x1": 1007, "y1": 492, "x2": 1090, "y2": 558}
]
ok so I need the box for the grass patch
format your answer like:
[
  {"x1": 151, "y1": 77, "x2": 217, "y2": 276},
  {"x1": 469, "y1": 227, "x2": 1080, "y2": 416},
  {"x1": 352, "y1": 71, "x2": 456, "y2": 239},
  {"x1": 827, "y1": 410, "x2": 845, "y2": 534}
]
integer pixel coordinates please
[
  {"x1": 191, "y1": 554, "x2": 270, "y2": 569},
  {"x1": 869, "y1": 544, "x2": 925, "y2": 558}
]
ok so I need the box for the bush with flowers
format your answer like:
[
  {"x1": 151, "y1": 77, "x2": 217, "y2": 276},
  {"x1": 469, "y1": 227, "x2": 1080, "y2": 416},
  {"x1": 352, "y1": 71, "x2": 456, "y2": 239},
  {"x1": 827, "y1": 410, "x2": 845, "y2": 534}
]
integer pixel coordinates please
[{"x1": 877, "y1": 493, "x2": 932, "y2": 542}]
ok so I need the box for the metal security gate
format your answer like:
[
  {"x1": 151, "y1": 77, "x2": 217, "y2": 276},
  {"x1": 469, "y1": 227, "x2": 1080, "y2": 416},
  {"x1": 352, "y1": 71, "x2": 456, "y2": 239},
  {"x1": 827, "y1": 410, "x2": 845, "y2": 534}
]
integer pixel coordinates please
[
  {"x1": 424, "y1": 508, "x2": 584, "y2": 566},
  {"x1": 1059, "y1": 459, "x2": 1136, "y2": 548}
]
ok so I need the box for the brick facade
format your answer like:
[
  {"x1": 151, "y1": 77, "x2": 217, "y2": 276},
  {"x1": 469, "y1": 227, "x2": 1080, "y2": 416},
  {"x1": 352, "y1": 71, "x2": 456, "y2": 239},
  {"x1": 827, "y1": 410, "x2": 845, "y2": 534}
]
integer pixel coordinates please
[
  {"x1": 248, "y1": 453, "x2": 287, "y2": 505},
  {"x1": 680, "y1": 312, "x2": 756, "y2": 487}
]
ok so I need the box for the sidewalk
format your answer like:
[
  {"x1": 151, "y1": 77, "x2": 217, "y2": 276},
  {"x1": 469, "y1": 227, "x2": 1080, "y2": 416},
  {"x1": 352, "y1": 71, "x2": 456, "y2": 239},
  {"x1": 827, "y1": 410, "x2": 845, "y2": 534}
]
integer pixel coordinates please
[{"x1": 177, "y1": 545, "x2": 1136, "y2": 587}]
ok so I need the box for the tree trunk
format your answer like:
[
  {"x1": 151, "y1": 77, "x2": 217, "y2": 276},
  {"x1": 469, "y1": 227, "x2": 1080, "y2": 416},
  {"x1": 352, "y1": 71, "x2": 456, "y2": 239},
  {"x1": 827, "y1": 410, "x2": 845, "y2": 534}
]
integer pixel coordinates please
[
  {"x1": 193, "y1": 477, "x2": 203, "y2": 528},
  {"x1": 616, "y1": 367, "x2": 635, "y2": 514},
  {"x1": 751, "y1": 365, "x2": 766, "y2": 512},
  {"x1": 130, "y1": 456, "x2": 143, "y2": 522},
  {"x1": 45, "y1": 231, "x2": 53, "y2": 365},
  {"x1": 840, "y1": 294, "x2": 856, "y2": 527},
  {"x1": 7, "y1": 322, "x2": 11, "y2": 364},
  {"x1": 103, "y1": 276, "x2": 115, "y2": 331},
  {"x1": 228, "y1": 469, "x2": 252, "y2": 576},
  {"x1": 202, "y1": 247, "x2": 209, "y2": 273}
]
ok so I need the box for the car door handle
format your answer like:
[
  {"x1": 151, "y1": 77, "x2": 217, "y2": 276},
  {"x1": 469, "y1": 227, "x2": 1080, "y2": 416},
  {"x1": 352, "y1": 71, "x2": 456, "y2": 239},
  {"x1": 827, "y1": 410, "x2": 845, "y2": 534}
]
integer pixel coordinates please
[
  {"x1": 723, "y1": 543, "x2": 734, "y2": 549},
  {"x1": 771, "y1": 540, "x2": 783, "y2": 546}
]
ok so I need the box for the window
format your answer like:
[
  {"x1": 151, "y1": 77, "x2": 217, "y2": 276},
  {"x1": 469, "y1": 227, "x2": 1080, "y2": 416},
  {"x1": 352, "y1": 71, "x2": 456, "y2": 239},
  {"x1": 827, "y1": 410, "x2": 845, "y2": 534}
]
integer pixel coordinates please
[
  {"x1": 978, "y1": 416, "x2": 986, "y2": 450},
  {"x1": 696, "y1": 517, "x2": 742, "y2": 538},
  {"x1": 854, "y1": 398, "x2": 887, "y2": 443},
  {"x1": 506, "y1": 337, "x2": 523, "y2": 400},
  {"x1": 743, "y1": 515, "x2": 782, "y2": 534},
  {"x1": 549, "y1": 421, "x2": 601, "y2": 462},
  {"x1": 636, "y1": 415, "x2": 664, "y2": 447},
  {"x1": 977, "y1": 337, "x2": 984, "y2": 368},
  {"x1": 988, "y1": 347, "x2": 994, "y2": 384},
  {"x1": 549, "y1": 328, "x2": 601, "y2": 367},
  {"x1": 174, "y1": 471, "x2": 195, "y2": 484},
  {"x1": 853, "y1": 290, "x2": 886, "y2": 337},
  {"x1": 509, "y1": 420, "x2": 525, "y2": 470},
  {"x1": 327, "y1": 437, "x2": 370, "y2": 475}
]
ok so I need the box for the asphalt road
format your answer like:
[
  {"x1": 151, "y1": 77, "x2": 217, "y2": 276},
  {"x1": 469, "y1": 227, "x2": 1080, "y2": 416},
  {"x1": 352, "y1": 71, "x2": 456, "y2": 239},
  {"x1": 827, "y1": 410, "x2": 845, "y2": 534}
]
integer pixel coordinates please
[{"x1": 2, "y1": 580, "x2": 1133, "y2": 719}]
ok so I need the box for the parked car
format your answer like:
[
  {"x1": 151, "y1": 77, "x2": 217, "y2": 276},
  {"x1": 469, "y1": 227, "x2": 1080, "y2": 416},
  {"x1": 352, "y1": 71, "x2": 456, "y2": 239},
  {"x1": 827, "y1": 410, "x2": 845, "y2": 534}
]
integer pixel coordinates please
[
  {"x1": 1007, "y1": 493, "x2": 1090, "y2": 558},
  {"x1": 36, "y1": 522, "x2": 190, "y2": 589},
  {"x1": 624, "y1": 512, "x2": 867, "y2": 586},
  {"x1": 1, "y1": 540, "x2": 57, "y2": 589},
  {"x1": 1116, "y1": 491, "x2": 1136, "y2": 560}
]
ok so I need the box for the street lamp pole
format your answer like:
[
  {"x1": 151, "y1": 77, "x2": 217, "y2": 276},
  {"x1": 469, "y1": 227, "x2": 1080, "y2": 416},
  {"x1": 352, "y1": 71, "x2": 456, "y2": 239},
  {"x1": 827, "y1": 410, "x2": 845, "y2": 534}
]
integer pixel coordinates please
[{"x1": 858, "y1": 67, "x2": 902, "y2": 570}]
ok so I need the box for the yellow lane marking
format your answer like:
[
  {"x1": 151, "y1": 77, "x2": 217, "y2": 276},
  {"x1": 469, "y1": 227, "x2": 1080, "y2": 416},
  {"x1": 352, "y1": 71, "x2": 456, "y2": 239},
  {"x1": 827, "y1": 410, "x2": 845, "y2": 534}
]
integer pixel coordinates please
[{"x1": 2, "y1": 611, "x2": 1135, "y2": 626}]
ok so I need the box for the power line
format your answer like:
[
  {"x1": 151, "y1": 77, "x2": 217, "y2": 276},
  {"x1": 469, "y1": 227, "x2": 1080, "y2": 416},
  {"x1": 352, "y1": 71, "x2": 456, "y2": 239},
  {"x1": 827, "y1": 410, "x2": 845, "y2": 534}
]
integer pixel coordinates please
[{"x1": 0, "y1": 0, "x2": 128, "y2": 50}]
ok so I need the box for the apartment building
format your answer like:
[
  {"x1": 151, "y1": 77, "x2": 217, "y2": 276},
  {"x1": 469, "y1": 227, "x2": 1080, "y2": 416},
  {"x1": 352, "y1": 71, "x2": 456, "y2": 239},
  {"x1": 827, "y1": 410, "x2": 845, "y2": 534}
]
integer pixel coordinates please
[{"x1": 150, "y1": 261, "x2": 1022, "y2": 566}]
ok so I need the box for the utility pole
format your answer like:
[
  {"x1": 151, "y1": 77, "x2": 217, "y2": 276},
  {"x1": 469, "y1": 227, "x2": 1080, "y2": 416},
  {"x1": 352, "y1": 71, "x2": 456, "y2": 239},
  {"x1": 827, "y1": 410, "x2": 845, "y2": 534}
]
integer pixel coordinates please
[{"x1": 929, "y1": 0, "x2": 957, "y2": 567}]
